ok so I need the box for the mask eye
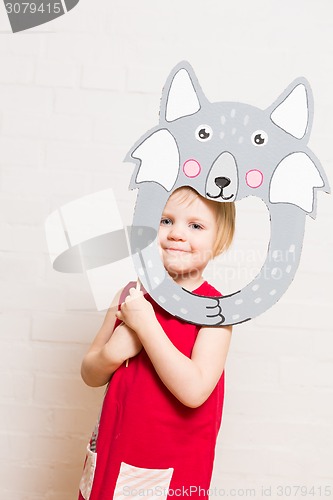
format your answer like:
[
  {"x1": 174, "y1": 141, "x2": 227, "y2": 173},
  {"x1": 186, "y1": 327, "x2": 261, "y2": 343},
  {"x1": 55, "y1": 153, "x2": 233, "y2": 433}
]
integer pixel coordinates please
[
  {"x1": 251, "y1": 130, "x2": 268, "y2": 146},
  {"x1": 195, "y1": 125, "x2": 213, "y2": 142}
]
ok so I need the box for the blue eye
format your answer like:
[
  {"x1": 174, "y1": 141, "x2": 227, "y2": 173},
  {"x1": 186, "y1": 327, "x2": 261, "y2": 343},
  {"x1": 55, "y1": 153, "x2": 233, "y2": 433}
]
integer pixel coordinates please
[
  {"x1": 190, "y1": 223, "x2": 203, "y2": 230},
  {"x1": 160, "y1": 218, "x2": 172, "y2": 225}
]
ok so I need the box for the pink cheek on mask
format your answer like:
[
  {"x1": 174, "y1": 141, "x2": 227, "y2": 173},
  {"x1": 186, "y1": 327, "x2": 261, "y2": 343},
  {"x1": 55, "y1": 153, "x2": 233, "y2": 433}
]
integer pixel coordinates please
[
  {"x1": 246, "y1": 169, "x2": 263, "y2": 188},
  {"x1": 183, "y1": 159, "x2": 201, "y2": 178}
]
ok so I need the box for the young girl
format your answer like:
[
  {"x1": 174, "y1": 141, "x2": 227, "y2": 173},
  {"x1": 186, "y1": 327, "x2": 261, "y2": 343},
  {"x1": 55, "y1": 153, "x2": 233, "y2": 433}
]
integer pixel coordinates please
[{"x1": 79, "y1": 187, "x2": 235, "y2": 500}]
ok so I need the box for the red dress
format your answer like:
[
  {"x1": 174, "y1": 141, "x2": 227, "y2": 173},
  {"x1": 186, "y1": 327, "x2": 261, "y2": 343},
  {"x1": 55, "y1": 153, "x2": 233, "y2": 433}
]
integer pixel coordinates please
[{"x1": 79, "y1": 281, "x2": 225, "y2": 500}]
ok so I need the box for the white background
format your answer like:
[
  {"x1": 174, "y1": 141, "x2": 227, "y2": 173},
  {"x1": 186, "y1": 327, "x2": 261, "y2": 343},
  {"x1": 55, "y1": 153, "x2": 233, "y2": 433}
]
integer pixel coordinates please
[{"x1": 0, "y1": 1, "x2": 332, "y2": 498}]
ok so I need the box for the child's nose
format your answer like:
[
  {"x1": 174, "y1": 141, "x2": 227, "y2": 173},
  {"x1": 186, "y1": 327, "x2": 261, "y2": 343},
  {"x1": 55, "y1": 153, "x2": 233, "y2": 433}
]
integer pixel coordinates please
[{"x1": 168, "y1": 225, "x2": 186, "y2": 241}]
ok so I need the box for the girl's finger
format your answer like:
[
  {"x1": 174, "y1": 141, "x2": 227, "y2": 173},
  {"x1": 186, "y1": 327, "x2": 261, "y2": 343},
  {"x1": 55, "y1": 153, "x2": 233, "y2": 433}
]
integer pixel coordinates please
[
  {"x1": 115, "y1": 310, "x2": 123, "y2": 320},
  {"x1": 128, "y1": 288, "x2": 142, "y2": 299}
]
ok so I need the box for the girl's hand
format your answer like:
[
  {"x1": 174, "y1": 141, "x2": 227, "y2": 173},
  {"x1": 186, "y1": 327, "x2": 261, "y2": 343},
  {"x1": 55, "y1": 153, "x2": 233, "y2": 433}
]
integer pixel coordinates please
[
  {"x1": 103, "y1": 322, "x2": 143, "y2": 363},
  {"x1": 116, "y1": 287, "x2": 156, "y2": 333}
]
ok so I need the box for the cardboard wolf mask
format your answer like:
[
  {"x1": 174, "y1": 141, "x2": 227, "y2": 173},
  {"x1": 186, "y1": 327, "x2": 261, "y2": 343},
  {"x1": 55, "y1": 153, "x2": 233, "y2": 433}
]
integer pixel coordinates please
[{"x1": 126, "y1": 61, "x2": 329, "y2": 326}]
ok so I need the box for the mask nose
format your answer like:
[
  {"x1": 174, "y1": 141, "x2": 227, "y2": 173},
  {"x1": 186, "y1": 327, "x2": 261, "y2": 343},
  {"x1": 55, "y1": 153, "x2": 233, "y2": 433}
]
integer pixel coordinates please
[
  {"x1": 206, "y1": 151, "x2": 238, "y2": 201},
  {"x1": 215, "y1": 177, "x2": 231, "y2": 189}
]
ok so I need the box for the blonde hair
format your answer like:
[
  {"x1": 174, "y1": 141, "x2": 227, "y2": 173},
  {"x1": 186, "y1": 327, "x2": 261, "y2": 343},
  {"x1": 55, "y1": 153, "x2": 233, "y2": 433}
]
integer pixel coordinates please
[{"x1": 168, "y1": 187, "x2": 236, "y2": 257}]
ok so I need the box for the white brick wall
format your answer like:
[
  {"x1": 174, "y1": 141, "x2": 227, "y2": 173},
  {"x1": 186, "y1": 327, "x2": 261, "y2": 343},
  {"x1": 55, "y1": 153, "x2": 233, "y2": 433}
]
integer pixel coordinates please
[{"x1": 0, "y1": 0, "x2": 332, "y2": 498}]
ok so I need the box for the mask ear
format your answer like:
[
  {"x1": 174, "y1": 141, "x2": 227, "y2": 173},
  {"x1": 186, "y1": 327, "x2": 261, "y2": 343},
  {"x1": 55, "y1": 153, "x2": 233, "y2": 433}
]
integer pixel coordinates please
[
  {"x1": 268, "y1": 78, "x2": 313, "y2": 141},
  {"x1": 160, "y1": 61, "x2": 208, "y2": 122}
]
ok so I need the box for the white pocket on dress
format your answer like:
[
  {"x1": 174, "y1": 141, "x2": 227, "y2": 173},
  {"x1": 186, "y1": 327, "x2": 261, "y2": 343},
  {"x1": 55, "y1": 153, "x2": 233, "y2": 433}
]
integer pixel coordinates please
[
  {"x1": 114, "y1": 461, "x2": 174, "y2": 500},
  {"x1": 79, "y1": 443, "x2": 97, "y2": 500}
]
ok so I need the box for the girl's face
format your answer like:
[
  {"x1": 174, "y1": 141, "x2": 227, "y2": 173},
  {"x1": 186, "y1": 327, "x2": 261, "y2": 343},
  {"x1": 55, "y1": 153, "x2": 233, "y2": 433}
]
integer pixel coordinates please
[{"x1": 158, "y1": 191, "x2": 218, "y2": 285}]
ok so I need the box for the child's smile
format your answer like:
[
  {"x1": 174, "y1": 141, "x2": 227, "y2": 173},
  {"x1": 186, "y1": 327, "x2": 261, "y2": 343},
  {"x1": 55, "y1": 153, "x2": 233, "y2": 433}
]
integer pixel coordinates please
[{"x1": 158, "y1": 191, "x2": 218, "y2": 288}]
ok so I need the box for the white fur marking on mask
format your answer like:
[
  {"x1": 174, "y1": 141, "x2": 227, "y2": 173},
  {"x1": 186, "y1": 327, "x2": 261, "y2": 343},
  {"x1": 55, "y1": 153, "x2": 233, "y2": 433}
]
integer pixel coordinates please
[
  {"x1": 270, "y1": 152, "x2": 324, "y2": 212},
  {"x1": 133, "y1": 129, "x2": 179, "y2": 191}
]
